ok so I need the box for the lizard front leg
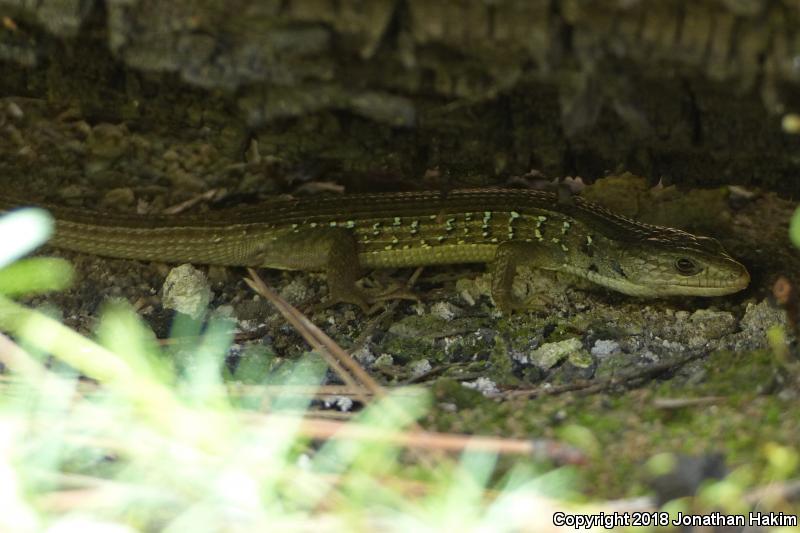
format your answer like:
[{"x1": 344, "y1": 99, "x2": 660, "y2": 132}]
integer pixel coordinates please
[{"x1": 491, "y1": 241, "x2": 560, "y2": 314}]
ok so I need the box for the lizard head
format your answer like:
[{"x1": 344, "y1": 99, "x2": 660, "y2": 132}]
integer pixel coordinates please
[{"x1": 610, "y1": 232, "x2": 750, "y2": 297}]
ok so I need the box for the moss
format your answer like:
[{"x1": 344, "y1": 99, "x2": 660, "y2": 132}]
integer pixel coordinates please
[
  {"x1": 487, "y1": 335, "x2": 518, "y2": 386},
  {"x1": 420, "y1": 345, "x2": 800, "y2": 498},
  {"x1": 656, "y1": 349, "x2": 780, "y2": 397},
  {"x1": 500, "y1": 319, "x2": 545, "y2": 353},
  {"x1": 430, "y1": 378, "x2": 487, "y2": 410},
  {"x1": 381, "y1": 314, "x2": 496, "y2": 365}
]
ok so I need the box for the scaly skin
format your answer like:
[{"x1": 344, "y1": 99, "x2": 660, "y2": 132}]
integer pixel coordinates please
[{"x1": 0, "y1": 189, "x2": 750, "y2": 313}]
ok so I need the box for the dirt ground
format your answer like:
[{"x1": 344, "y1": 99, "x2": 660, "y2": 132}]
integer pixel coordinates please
[{"x1": 1, "y1": 96, "x2": 798, "y2": 497}]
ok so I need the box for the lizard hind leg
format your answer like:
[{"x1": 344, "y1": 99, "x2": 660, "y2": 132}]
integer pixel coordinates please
[
  {"x1": 322, "y1": 232, "x2": 421, "y2": 313},
  {"x1": 254, "y1": 228, "x2": 372, "y2": 313},
  {"x1": 322, "y1": 230, "x2": 372, "y2": 312}
]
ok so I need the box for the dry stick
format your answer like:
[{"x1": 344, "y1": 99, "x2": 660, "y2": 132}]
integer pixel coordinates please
[
  {"x1": 244, "y1": 270, "x2": 587, "y2": 466},
  {"x1": 248, "y1": 413, "x2": 586, "y2": 465},
  {"x1": 286, "y1": 409, "x2": 356, "y2": 421},
  {"x1": 652, "y1": 396, "x2": 727, "y2": 409},
  {"x1": 401, "y1": 362, "x2": 479, "y2": 385},
  {"x1": 0, "y1": 331, "x2": 46, "y2": 379},
  {"x1": 242, "y1": 275, "x2": 447, "y2": 467},
  {"x1": 162, "y1": 188, "x2": 224, "y2": 215},
  {"x1": 227, "y1": 383, "x2": 418, "y2": 399},
  {"x1": 245, "y1": 269, "x2": 382, "y2": 394},
  {"x1": 745, "y1": 478, "x2": 800, "y2": 505},
  {"x1": 244, "y1": 270, "x2": 436, "y2": 469},
  {"x1": 5, "y1": 372, "x2": 399, "y2": 403},
  {"x1": 1, "y1": 295, "x2": 584, "y2": 468},
  {"x1": 500, "y1": 351, "x2": 705, "y2": 400},
  {"x1": 245, "y1": 269, "x2": 382, "y2": 403}
]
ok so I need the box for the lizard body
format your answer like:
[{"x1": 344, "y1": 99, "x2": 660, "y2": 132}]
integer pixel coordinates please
[{"x1": 0, "y1": 188, "x2": 750, "y2": 312}]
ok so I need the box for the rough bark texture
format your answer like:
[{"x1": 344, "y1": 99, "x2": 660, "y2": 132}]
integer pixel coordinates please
[{"x1": 2, "y1": 0, "x2": 800, "y2": 193}]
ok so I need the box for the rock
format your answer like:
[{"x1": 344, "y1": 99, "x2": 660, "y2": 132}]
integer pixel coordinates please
[
  {"x1": 591, "y1": 339, "x2": 620, "y2": 357},
  {"x1": 161, "y1": 264, "x2": 213, "y2": 320},
  {"x1": 462, "y1": 376, "x2": 499, "y2": 397},
  {"x1": 530, "y1": 337, "x2": 584, "y2": 369}
]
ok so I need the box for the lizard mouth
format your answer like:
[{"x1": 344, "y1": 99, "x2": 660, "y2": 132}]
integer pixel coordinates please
[
  {"x1": 660, "y1": 264, "x2": 750, "y2": 296},
  {"x1": 732, "y1": 266, "x2": 751, "y2": 291},
  {"x1": 573, "y1": 263, "x2": 751, "y2": 298}
]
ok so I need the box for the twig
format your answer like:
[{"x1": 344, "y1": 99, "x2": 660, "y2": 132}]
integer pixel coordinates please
[
  {"x1": 285, "y1": 409, "x2": 356, "y2": 421},
  {"x1": 51, "y1": 402, "x2": 584, "y2": 466},
  {"x1": 401, "y1": 362, "x2": 479, "y2": 385},
  {"x1": 499, "y1": 352, "x2": 705, "y2": 400},
  {"x1": 249, "y1": 413, "x2": 586, "y2": 466},
  {"x1": 652, "y1": 396, "x2": 727, "y2": 409},
  {"x1": 0, "y1": 331, "x2": 46, "y2": 379},
  {"x1": 245, "y1": 269, "x2": 382, "y2": 405},
  {"x1": 0, "y1": 376, "x2": 407, "y2": 403},
  {"x1": 162, "y1": 188, "x2": 224, "y2": 215},
  {"x1": 227, "y1": 383, "x2": 417, "y2": 399},
  {"x1": 745, "y1": 478, "x2": 800, "y2": 505}
]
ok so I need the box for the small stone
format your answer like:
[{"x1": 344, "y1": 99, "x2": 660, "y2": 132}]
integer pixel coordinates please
[
  {"x1": 324, "y1": 396, "x2": 353, "y2": 412},
  {"x1": 430, "y1": 301, "x2": 459, "y2": 321},
  {"x1": 568, "y1": 349, "x2": 594, "y2": 368},
  {"x1": 410, "y1": 359, "x2": 432, "y2": 377},
  {"x1": 439, "y1": 402, "x2": 457, "y2": 412},
  {"x1": 297, "y1": 454, "x2": 312, "y2": 470},
  {"x1": 245, "y1": 138, "x2": 261, "y2": 164},
  {"x1": 741, "y1": 300, "x2": 787, "y2": 333},
  {"x1": 59, "y1": 184, "x2": 88, "y2": 200},
  {"x1": 660, "y1": 338, "x2": 685, "y2": 352},
  {"x1": 641, "y1": 350, "x2": 659, "y2": 363},
  {"x1": 87, "y1": 123, "x2": 129, "y2": 160},
  {"x1": 374, "y1": 353, "x2": 394, "y2": 368},
  {"x1": 6, "y1": 101, "x2": 23, "y2": 119},
  {"x1": 782, "y1": 113, "x2": 800, "y2": 133},
  {"x1": 352, "y1": 345, "x2": 375, "y2": 365},
  {"x1": 462, "y1": 377, "x2": 499, "y2": 396},
  {"x1": 591, "y1": 339, "x2": 620, "y2": 357},
  {"x1": 101, "y1": 187, "x2": 136, "y2": 209},
  {"x1": 162, "y1": 148, "x2": 180, "y2": 161},
  {"x1": 530, "y1": 337, "x2": 583, "y2": 369},
  {"x1": 686, "y1": 308, "x2": 737, "y2": 346},
  {"x1": 456, "y1": 275, "x2": 491, "y2": 306},
  {"x1": 459, "y1": 288, "x2": 476, "y2": 306},
  {"x1": 161, "y1": 264, "x2": 213, "y2": 320},
  {"x1": 278, "y1": 277, "x2": 310, "y2": 306},
  {"x1": 411, "y1": 301, "x2": 426, "y2": 315}
]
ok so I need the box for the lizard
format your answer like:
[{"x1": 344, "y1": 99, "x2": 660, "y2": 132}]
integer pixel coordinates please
[{"x1": 0, "y1": 188, "x2": 750, "y2": 313}]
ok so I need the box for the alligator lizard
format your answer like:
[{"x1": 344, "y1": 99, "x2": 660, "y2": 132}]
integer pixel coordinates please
[{"x1": 0, "y1": 189, "x2": 750, "y2": 313}]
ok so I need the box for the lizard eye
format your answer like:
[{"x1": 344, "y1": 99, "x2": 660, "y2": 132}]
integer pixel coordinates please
[{"x1": 674, "y1": 257, "x2": 699, "y2": 276}]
